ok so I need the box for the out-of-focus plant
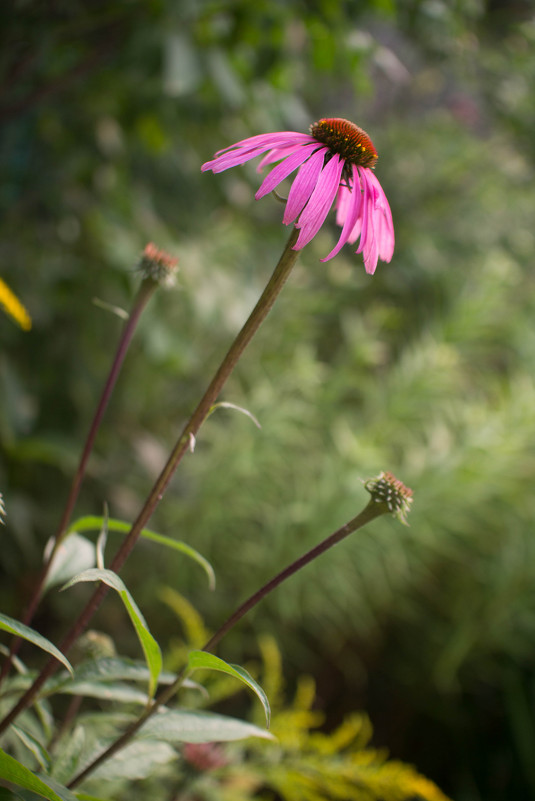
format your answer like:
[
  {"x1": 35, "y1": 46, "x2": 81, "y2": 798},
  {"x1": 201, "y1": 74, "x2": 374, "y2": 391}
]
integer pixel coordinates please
[
  {"x1": 159, "y1": 634, "x2": 451, "y2": 801},
  {"x1": 2, "y1": 2, "x2": 535, "y2": 799},
  {"x1": 0, "y1": 96, "x2": 440, "y2": 796}
]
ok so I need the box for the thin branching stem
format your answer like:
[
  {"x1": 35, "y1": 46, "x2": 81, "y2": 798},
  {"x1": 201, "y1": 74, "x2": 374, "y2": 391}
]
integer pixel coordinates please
[
  {"x1": 0, "y1": 227, "x2": 300, "y2": 736},
  {"x1": 67, "y1": 499, "x2": 388, "y2": 788},
  {"x1": 0, "y1": 278, "x2": 158, "y2": 688}
]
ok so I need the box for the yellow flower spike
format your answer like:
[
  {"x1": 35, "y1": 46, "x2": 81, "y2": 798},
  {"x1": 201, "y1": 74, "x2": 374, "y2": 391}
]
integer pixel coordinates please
[{"x1": 0, "y1": 278, "x2": 32, "y2": 331}]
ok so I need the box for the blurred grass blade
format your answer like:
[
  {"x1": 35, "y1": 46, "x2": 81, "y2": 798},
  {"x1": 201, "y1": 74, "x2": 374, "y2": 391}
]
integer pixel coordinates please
[{"x1": 0, "y1": 614, "x2": 73, "y2": 677}]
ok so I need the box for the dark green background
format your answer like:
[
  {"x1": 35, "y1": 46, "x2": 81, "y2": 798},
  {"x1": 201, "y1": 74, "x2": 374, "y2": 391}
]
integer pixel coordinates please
[{"x1": 2, "y1": 1, "x2": 535, "y2": 798}]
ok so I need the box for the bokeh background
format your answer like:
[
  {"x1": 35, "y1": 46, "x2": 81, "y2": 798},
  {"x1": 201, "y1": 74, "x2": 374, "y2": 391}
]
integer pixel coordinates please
[{"x1": 2, "y1": 1, "x2": 535, "y2": 798}]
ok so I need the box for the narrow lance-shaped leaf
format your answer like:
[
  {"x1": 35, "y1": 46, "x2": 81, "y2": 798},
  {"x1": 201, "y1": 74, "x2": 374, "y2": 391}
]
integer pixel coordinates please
[
  {"x1": 0, "y1": 748, "x2": 79, "y2": 801},
  {"x1": 187, "y1": 650, "x2": 270, "y2": 727},
  {"x1": 61, "y1": 569, "x2": 161, "y2": 699},
  {"x1": 0, "y1": 614, "x2": 73, "y2": 676},
  {"x1": 67, "y1": 516, "x2": 215, "y2": 590},
  {"x1": 11, "y1": 725, "x2": 51, "y2": 772}
]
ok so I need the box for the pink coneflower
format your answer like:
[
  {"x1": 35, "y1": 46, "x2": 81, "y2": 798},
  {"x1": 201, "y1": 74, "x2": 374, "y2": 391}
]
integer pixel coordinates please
[{"x1": 201, "y1": 118, "x2": 394, "y2": 275}]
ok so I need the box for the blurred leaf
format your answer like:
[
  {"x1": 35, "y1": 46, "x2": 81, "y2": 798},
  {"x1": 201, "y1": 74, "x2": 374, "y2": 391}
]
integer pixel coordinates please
[
  {"x1": 0, "y1": 614, "x2": 73, "y2": 677},
  {"x1": 11, "y1": 725, "x2": 51, "y2": 772},
  {"x1": 0, "y1": 749, "x2": 78, "y2": 801},
  {"x1": 68, "y1": 517, "x2": 215, "y2": 590},
  {"x1": 187, "y1": 651, "x2": 270, "y2": 727},
  {"x1": 44, "y1": 535, "x2": 95, "y2": 592},
  {"x1": 42, "y1": 680, "x2": 149, "y2": 706},
  {"x1": 137, "y1": 707, "x2": 274, "y2": 743},
  {"x1": 50, "y1": 657, "x2": 176, "y2": 687},
  {"x1": 49, "y1": 726, "x2": 85, "y2": 785},
  {"x1": 90, "y1": 741, "x2": 176, "y2": 782},
  {"x1": 61, "y1": 570, "x2": 161, "y2": 699},
  {"x1": 208, "y1": 401, "x2": 262, "y2": 429}
]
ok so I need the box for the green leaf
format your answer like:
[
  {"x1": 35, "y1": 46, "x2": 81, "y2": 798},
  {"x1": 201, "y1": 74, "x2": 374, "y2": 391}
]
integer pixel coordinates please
[
  {"x1": 68, "y1": 516, "x2": 215, "y2": 590},
  {"x1": 43, "y1": 535, "x2": 95, "y2": 592},
  {"x1": 187, "y1": 651, "x2": 270, "y2": 727},
  {"x1": 0, "y1": 748, "x2": 78, "y2": 801},
  {"x1": 90, "y1": 742, "x2": 176, "y2": 781},
  {"x1": 61, "y1": 570, "x2": 161, "y2": 698},
  {"x1": 138, "y1": 708, "x2": 274, "y2": 743},
  {"x1": 49, "y1": 658, "x2": 177, "y2": 688},
  {"x1": 11, "y1": 725, "x2": 51, "y2": 772},
  {"x1": 0, "y1": 614, "x2": 73, "y2": 677},
  {"x1": 43, "y1": 680, "x2": 149, "y2": 705},
  {"x1": 49, "y1": 726, "x2": 86, "y2": 785}
]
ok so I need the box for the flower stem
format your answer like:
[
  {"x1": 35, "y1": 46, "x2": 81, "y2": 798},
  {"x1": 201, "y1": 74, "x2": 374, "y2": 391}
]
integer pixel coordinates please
[
  {"x1": 0, "y1": 227, "x2": 300, "y2": 736},
  {"x1": 0, "y1": 277, "x2": 158, "y2": 688},
  {"x1": 66, "y1": 498, "x2": 388, "y2": 788}
]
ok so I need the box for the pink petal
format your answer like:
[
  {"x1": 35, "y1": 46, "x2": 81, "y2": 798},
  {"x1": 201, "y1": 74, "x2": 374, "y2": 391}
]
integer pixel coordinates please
[
  {"x1": 214, "y1": 132, "x2": 314, "y2": 156},
  {"x1": 321, "y1": 165, "x2": 363, "y2": 261},
  {"x1": 283, "y1": 148, "x2": 326, "y2": 224},
  {"x1": 255, "y1": 142, "x2": 320, "y2": 199},
  {"x1": 367, "y1": 171, "x2": 395, "y2": 261},
  {"x1": 294, "y1": 154, "x2": 344, "y2": 249},
  {"x1": 201, "y1": 133, "x2": 314, "y2": 173},
  {"x1": 355, "y1": 168, "x2": 372, "y2": 255},
  {"x1": 257, "y1": 144, "x2": 305, "y2": 172}
]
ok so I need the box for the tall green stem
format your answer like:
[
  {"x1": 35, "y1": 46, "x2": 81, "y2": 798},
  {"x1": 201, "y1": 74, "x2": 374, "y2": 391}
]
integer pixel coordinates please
[
  {"x1": 67, "y1": 498, "x2": 389, "y2": 788},
  {"x1": 0, "y1": 277, "x2": 158, "y2": 687},
  {"x1": 0, "y1": 227, "x2": 300, "y2": 736}
]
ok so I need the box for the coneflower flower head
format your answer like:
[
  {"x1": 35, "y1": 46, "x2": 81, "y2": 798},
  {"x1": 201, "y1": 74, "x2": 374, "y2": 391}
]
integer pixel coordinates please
[
  {"x1": 138, "y1": 243, "x2": 179, "y2": 287},
  {"x1": 364, "y1": 471, "x2": 413, "y2": 525},
  {"x1": 201, "y1": 117, "x2": 394, "y2": 275}
]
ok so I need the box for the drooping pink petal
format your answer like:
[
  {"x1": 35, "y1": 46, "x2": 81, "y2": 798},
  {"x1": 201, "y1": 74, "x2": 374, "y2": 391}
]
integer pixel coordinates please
[
  {"x1": 354, "y1": 169, "x2": 394, "y2": 273},
  {"x1": 283, "y1": 148, "x2": 327, "y2": 224},
  {"x1": 201, "y1": 120, "x2": 394, "y2": 273},
  {"x1": 366, "y1": 171, "x2": 394, "y2": 262},
  {"x1": 201, "y1": 133, "x2": 313, "y2": 173},
  {"x1": 213, "y1": 132, "x2": 313, "y2": 157},
  {"x1": 355, "y1": 168, "x2": 371, "y2": 256},
  {"x1": 320, "y1": 165, "x2": 363, "y2": 261},
  {"x1": 256, "y1": 142, "x2": 314, "y2": 172},
  {"x1": 255, "y1": 142, "x2": 320, "y2": 199},
  {"x1": 294, "y1": 155, "x2": 344, "y2": 249}
]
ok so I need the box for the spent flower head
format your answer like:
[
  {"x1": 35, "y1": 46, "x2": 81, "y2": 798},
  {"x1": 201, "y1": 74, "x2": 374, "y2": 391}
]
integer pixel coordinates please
[
  {"x1": 364, "y1": 471, "x2": 413, "y2": 525},
  {"x1": 138, "y1": 243, "x2": 179, "y2": 286},
  {"x1": 202, "y1": 117, "x2": 394, "y2": 275}
]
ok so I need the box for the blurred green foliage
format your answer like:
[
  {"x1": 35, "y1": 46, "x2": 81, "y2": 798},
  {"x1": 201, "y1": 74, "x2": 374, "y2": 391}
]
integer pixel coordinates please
[{"x1": 2, "y1": 0, "x2": 535, "y2": 799}]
